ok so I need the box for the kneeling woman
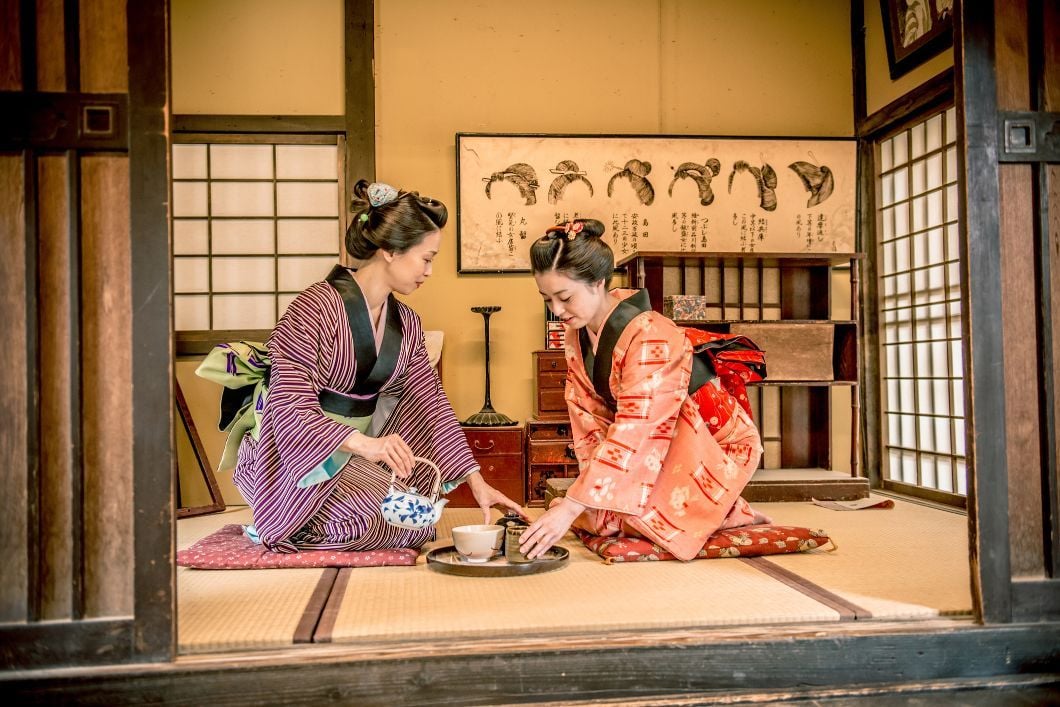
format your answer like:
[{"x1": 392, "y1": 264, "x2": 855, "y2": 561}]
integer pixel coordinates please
[
  {"x1": 201, "y1": 180, "x2": 522, "y2": 552},
  {"x1": 520, "y1": 219, "x2": 767, "y2": 561}
]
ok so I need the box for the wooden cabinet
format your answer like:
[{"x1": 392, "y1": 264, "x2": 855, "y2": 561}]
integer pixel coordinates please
[
  {"x1": 617, "y1": 251, "x2": 868, "y2": 501},
  {"x1": 528, "y1": 351, "x2": 579, "y2": 505},
  {"x1": 447, "y1": 425, "x2": 525, "y2": 507}
]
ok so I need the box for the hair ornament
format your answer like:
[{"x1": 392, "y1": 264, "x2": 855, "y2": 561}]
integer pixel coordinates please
[
  {"x1": 358, "y1": 213, "x2": 369, "y2": 223},
  {"x1": 563, "y1": 220, "x2": 584, "y2": 240},
  {"x1": 367, "y1": 182, "x2": 399, "y2": 207}
]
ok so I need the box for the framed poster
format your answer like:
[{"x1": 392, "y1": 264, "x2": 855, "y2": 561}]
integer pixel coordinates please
[
  {"x1": 880, "y1": 0, "x2": 954, "y2": 80},
  {"x1": 455, "y1": 133, "x2": 857, "y2": 273}
]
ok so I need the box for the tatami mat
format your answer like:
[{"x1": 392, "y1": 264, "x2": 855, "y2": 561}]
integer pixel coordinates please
[
  {"x1": 176, "y1": 496, "x2": 972, "y2": 653},
  {"x1": 177, "y1": 505, "x2": 330, "y2": 653},
  {"x1": 321, "y1": 546, "x2": 842, "y2": 643},
  {"x1": 762, "y1": 496, "x2": 972, "y2": 616}
]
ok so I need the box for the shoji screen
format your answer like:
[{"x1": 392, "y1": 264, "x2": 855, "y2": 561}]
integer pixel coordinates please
[
  {"x1": 876, "y1": 107, "x2": 966, "y2": 500},
  {"x1": 172, "y1": 137, "x2": 344, "y2": 332}
]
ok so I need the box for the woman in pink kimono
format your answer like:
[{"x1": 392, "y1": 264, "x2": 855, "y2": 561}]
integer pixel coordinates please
[{"x1": 520, "y1": 219, "x2": 769, "y2": 561}]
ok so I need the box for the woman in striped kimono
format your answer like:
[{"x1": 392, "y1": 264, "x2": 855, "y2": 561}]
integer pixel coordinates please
[
  {"x1": 518, "y1": 219, "x2": 770, "y2": 561},
  {"x1": 207, "y1": 180, "x2": 523, "y2": 553}
]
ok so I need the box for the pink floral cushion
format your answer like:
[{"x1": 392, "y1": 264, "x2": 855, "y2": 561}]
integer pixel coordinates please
[
  {"x1": 177, "y1": 524, "x2": 419, "y2": 569},
  {"x1": 574, "y1": 525, "x2": 832, "y2": 563}
]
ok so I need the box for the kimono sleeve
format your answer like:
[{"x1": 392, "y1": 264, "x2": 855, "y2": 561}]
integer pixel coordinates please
[{"x1": 565, "y1": 315, "x2": 691, "y2": 515}]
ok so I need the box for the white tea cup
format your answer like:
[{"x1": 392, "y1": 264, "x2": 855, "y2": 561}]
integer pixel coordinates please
[{"x1": 452, "y1": 524, "x2": 503, "y2": 563}]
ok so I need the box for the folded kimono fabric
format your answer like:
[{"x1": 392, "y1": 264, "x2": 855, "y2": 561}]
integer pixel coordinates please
[
  {"x1": 177, "y1": 524, "x2": 419, "y2": 569},
  {"x1": 574, "y1": 525, "x2": 833, "y2": 563}
]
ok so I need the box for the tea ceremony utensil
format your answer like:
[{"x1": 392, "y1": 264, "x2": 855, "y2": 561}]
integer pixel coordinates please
[{"x1": 425, "y1": 545, "x2": 569, "y2": 577}]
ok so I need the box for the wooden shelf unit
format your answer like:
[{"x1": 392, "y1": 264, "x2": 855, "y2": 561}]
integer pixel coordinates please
[{"x1": 617, "y1": 250, "x2": 867, "y2": 501}]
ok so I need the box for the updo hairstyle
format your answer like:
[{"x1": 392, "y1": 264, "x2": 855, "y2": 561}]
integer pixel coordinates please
[
  {"x1": 529, "y1": 218, "x2": 614, "y2": 287},
  {"x1": 345, "y1": 179, "x2": 448, "y2": 260}
]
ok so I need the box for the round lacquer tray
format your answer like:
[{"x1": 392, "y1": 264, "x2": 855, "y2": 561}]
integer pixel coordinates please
[{"x1": 425, "y1": 545, "x2": 569, "y2": 577}]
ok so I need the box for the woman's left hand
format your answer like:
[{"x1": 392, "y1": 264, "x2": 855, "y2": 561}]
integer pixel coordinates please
[
  {"x1": 465, "y1": 471, "x2": 527, "y2": 524},
  {"x1": 519, "y1": 497, "x2": 585, "y2": 560}
]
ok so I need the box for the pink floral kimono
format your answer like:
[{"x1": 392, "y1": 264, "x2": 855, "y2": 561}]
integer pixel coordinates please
[{"x1": 563, "y1": 288, "x2": 767, "y2": 561}]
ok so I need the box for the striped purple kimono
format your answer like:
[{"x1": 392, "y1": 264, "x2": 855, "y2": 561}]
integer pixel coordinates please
[{"x1": 232, "y1": 267, "x2": 478, "y2": 552}]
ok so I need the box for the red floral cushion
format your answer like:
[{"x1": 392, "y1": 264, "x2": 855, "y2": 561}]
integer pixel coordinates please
[
  {"x1": 177, "y1": 524, "x2": 419, "y2": 569},
  {"x1": 574, "y1": 525, "x2": 833, "y2": 563}
]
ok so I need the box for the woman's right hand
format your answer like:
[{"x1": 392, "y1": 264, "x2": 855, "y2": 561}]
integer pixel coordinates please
[{"x1": 341, "y1": 431, "x2": 415, "y2": 478}]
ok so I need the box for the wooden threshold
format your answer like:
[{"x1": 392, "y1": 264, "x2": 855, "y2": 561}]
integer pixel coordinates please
[{"x1": 8, "y1": 619, "x2": 1060, "y2": 705}]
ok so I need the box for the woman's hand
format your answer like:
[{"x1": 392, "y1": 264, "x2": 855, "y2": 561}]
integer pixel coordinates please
[
  {"x1": 519, "y1": 497, "x2": 585, "y2": 560},
  {"x1": 341, "y1": 431, "x2": 414, "y2": 478},
  {"x1": 465, "y1": 471, "x2": 528, "y2": 525}
]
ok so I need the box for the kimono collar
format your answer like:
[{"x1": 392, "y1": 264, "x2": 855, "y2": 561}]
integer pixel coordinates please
[
  {"x1": 579, "y1": 288, "x2": 652, "y2": 412},
  {"x1": 324, "y1": 265, "x2": 403, "y2": 397},
  {"x1": 577, "y1": 288, "x2": 716, "y2": 412}
]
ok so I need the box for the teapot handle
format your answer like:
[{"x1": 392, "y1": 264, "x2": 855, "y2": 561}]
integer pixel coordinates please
[{"x1": 388, "y1": 456, "x2": 442, "y2": 500}]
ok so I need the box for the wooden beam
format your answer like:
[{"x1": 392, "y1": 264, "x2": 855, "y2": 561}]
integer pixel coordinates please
[
  {"x1": 344, "y1": 0, "x2": 375, "y2": 202},
  {"x1": 171, "y1": 115, "x2": 345, "y2": 134},
  {"x1": 0, "y1": 619, "x2": 132, "y2": 669},
  {"x1": 127, "y1": 0, "x2": 173, "y2": 662},
  {"x1": 0, "y1": 154, "x2": 30, "y2": 624},
  {"x1": 955, "y1": 0, "x2": 1013, "y2": 623},
  {"x1": 858, "y1": 68, "x2": 954, "y2": 139}
]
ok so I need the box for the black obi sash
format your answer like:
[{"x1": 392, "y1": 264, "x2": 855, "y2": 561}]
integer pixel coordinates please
[
  {"x1": 579, "y1": 289, "x2": 714, "y2": 413},
  {"x1": 317, "y1": 265, "x2": 403, "y2": 418}
]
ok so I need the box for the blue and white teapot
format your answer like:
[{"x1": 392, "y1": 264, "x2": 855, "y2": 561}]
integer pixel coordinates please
[{"x1": 380, "y1": 456, "x2": 448, "y2": 530}]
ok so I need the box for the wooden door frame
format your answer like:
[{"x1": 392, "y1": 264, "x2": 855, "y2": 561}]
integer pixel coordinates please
[
  {"x1": 956, "y1": 0, "x2": 1060, "y2": 623},
  {"x1": 0, "y1": 0, "x2": 172, "y2": 668}
]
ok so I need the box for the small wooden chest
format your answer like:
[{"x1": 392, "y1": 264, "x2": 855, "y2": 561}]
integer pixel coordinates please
[
  {"x1": 448, "y1": 425, "x2": 525, "y2": 507},
  {"x1": 525, "y1": 417, "x2": 579, "y2": 506},
  {"x1": 533, "y1": 349, "x2": 568, "y2": 418}
]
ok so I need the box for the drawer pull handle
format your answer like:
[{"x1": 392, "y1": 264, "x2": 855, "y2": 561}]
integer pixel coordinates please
[
  {"x1": 565, "y1": 444, "x2": 577, "y2": 460},
  {"x1": 557, "y1": 425, "x2": 568, "y2": 437},
  {"x1": 472, "y1": 440, "x2": 496, "y2": 452},
  {"x1": 549, "y1": 360, "x2": 559, "y2": 369}
]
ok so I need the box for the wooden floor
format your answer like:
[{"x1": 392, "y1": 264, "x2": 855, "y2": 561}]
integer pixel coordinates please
[{"x1": 176, "y1": 492, "x2": 973, "y2": 655}]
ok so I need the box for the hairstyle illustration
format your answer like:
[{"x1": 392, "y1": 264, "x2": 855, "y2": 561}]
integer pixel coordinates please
[
  {"x1": 547, "y1": 160, "x2": 594, "y2": 204},
  {"x1": 345, "y1": 179, "x2": 448, "y2": 259},
  {"x1": 669, "y1": 158, "x2": 722, "y2": 206},
  {"x1": 606, "y1": 158, "x2": 655, "y2": 206},
  {"x1": 529, "y1": 218, "x2": 614, "y2": 287},
  {"x1": 482, "y1": 163, "x2": 539, "y2": 206}
]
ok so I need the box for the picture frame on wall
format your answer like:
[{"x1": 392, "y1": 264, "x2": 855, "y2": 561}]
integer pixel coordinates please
[
  {"x1": 455, "y1": 133, "x2": 857, "y2": 274},
  {"x1": 880, "y1": 0, "x2": 954, "y2": 80}
]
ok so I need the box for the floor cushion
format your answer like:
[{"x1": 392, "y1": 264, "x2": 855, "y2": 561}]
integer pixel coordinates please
[
  {"x1": 177, "y1": 524, "x2": 419, "y2": 569},
  {"x1": 575, "y1": 524, "x2": 833, "y2": 563}
]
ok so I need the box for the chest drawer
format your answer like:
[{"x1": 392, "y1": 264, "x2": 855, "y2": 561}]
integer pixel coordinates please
[
  {"x1": 527, "y1": 419, "x2": 573, "y2": 441},
  {"x1": 462, "y1": 427, "x2": 523, "y2": 456},
  {"x1": 538, "y1": 370, "x2": 566, "y2": 389},
  {"x1": 528, "y1": 439, "x2": 578, "y2": 464},
  {"x1": 535, "y1": 350, "x2": 568, "y2": 373}
]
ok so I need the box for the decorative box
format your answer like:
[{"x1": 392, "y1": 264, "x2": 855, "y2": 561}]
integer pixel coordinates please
[
  {"x1": 663, "y1": 295, "x2": 711, "y2": 321},
  {"x1": 545, "y1": 305, "x2": 566, "y2": 349}
]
